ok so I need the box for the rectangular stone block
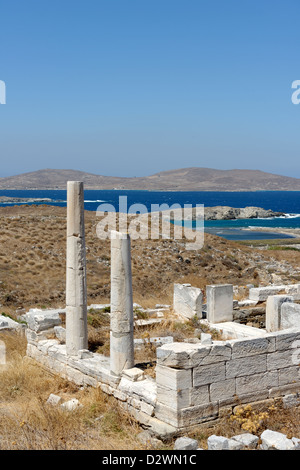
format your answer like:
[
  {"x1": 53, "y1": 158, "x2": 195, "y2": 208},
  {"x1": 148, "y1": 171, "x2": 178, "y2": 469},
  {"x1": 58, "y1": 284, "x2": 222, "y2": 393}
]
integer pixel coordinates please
[
  {"x1": 226, "y1": 354, "x2": 266, "y2": 379},
  {"x1": 156, "y1": 385, "x2": 192, "y2": 410},
  {"x1": 230, "y1": 336, "x2": 274, "y2": 359},
  {"x1": 210, "y1": 378, "x2": 236, "y2": 402},
  {"x1": 278, "y1": 366, "x2": 300, "y2": 386},
  {"x1": 266, "y1": 295, "x2": 294, "y2": 332},
  {"x1": 206, "y1": 284, "x2": 233, "y2": 323},
  {"x1": 281, "y1": 303, "x2": 300, "y2": 330},
  {"x1": 267, "y1": 349, "x2": 297, "y2": 371},
  {"x1": 193, "y1": 361, "x2": 226, "y2": 387},
  {"x1": 173, "y1": 283, "x2": 203, "y2": 319},
  {"x1": 190, "y1": 384, "x2": 210, "y2": 406},
  {"x1": 273, "y1": 329, "x2": 300, "y2": 351},
  {"x1": 236, "y1": 371, "x2": 278, "y2": 395},
  {"x1": 249, "y1": 286, "x2": 287, "y2": 302},
  {"x1": 177, "y1": 402, "x2": 219, "y2": 427},
  {"x1": 156, "y1": 342, "x2": 210, "y2": 369},
  {"x1": 156, "y1": 364, "x2": 192, "y2": 390}
]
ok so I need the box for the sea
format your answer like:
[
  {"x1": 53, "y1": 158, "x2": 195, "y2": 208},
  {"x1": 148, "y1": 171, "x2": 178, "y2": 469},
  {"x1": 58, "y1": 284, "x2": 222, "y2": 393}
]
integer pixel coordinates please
[{"x1": 1, "y1": 189, "x2": 300, "y2": 241}]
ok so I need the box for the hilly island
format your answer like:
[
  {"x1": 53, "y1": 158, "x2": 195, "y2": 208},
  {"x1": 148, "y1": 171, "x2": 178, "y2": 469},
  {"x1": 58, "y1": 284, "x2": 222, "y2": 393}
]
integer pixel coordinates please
[{"x1": 1, "y1": 167, "x2": 300, "y2": 191}]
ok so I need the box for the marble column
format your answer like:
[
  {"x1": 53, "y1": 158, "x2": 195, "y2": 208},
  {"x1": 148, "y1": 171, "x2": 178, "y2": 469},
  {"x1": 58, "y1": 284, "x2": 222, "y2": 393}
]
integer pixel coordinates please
[
  {"x1": 66, "y1": 181, "x2": 88, "y2": 356},
  {"x1": 110, "y1": 230, "x2": 134, "y2": 375}
]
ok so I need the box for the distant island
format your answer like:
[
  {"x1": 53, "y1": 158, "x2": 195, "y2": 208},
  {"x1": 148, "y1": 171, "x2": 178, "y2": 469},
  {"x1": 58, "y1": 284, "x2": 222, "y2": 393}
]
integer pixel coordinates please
[
  {"x1": 203, "y1": 206, "x2": 285, "y2": 220},
  {"x1": 0, "y1": 196, "x2": 53, "y2": 203},
  {"x1": 0, "y1": 167, "x2": 300, "y2": 191}
]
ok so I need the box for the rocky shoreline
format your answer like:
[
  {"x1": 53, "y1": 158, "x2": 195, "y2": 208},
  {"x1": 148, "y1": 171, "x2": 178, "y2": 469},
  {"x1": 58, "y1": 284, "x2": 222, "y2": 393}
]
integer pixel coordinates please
[
  {"x1": 0, "y1": 196, "x2": 53, "y2": 203},
  {"x1": 203, "y1": 206, "x2": 285, "y2": 220}
]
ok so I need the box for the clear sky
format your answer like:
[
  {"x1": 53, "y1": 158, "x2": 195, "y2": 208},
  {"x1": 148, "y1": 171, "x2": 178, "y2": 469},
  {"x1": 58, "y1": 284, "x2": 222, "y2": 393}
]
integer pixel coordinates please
[{"x1": 0, "y1": 0, "x2": 300, "y2": 178}]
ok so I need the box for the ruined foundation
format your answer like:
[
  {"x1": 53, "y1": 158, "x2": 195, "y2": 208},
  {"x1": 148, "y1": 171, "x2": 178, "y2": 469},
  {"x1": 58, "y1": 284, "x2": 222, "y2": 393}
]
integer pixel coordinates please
[{"x1": 25, "y1": 182, "x2": 300, "y2": 438}]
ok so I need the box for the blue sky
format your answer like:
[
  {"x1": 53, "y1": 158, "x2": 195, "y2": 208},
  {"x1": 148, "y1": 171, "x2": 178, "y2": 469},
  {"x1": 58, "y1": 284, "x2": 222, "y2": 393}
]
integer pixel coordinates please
[{"x1": 0, "y1": 0, "x2": 300, "y2": 178}]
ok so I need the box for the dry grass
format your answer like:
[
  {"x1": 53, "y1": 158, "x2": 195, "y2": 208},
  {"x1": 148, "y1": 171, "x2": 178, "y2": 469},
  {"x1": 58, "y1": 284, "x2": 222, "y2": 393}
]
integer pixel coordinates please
[{"x1": 0, "y1": 331, "x2": 165, "y2": 450}]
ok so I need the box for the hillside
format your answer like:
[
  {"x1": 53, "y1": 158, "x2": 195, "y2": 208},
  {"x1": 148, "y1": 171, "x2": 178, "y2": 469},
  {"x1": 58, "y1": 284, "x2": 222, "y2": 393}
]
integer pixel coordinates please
[{"x1": 1, "y1": 167, "x2": 300, "y2": 191}]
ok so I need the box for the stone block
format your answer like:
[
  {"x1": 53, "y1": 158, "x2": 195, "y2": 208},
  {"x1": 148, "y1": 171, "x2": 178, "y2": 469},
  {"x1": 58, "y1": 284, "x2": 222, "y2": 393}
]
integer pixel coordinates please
[
  {"x1": 193, "y1": 361, "x2": 226, "y2": 387},
  {"x1": 173, "y1": 283, "x2": 202, "y2": 319},
  {"x1": 26, "y1": 311, "x2": 62, "y2": 333},
  {"x1": 226, "y1": 354, "x2": 266, "y2": 379},
  {"x1": 231, "y1": 433, "x2": 259, "y2": 450},
  {"x1": 156, "y1": 364, "x2": 192, "y2": 390},
  {"x1": 173, "y1": 437, "x2": 198, "y2": 450},
  {"x1": 281, "y1": 303, "x2": 300, "y2": 330},
  {"x1": 235, "y1": 371, "x2": 278, "y2": 395},
  {"x1": 206, "y1": 284, "x2": 233, "y2": 323},
  {"x1": 267, "y1": 349, "x2": 296, "y2": 371},
  {"x1": 266, "y1": 295, "x2": 294, "y2": 332},
  {"x1": 260, "y1": 429, "x2": 296, "y2": 450},
  {"x1": 249, "y1": 285, "x2": 287, "y2": 301},
  {"x1": 209, "y1": 378, "x2": 236, "y2": 402},
  {"x1": 230, "y1": 336, "x2": 274, "y2": 359}
]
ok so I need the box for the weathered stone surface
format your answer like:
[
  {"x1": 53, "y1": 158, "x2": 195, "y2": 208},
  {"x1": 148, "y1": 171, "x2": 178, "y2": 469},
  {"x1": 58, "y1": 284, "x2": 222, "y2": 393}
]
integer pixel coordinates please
[
  {"x1": 65, "y1": 181, "x2": 88, "y2": 356},
  {"x1": 236, "y1": 371, "x2": 278, "y2": 395},
  {"x1": 110, "y1": 231, "x2": 134, "y2": 376},
  {"x1": 173, "y1": 283, "x2": 202, "y2": 319},
  {"x1": 231, "y1": 433, "x2": 259, "y2": 449},
  {"x1": 249, "y1": 285, "x2": 300, "y2": 302},
  {"x1": 209, "y1": 378, "x2": 236, "y2": 402},
  {"x1": 207, "y1": 435, "x2": 243, "y2": 450},
  {"x1": 26, "y1": 311, "x2": 61, "y2": 332},
  {"x1": 260, "y1": 429, "x2": 296, "y2": 450},
  {"x1": 266, "y1": 295, "x2": 294, "y2": 332},
  {"x1": 193, "y1": 361, "x2": 226, "y2": 387},
  {"x1": 156, "y1": 364, "x2": 192, "y2": 390},
  {"x1": 230, "y1": 336, "x2": 274, "y2": 359},
  {"x1": 173, "y1": 437, "x2": 198, "y2": 450},
  {"x1": 206, "y1": 284, "x2": 233, "y2": 323},
  {"x1": 226, "y1": 354, "x2": 267, "y2": 379},
  {"x1": 281, "y1": 303, "x2": 300, "y2": 330}
]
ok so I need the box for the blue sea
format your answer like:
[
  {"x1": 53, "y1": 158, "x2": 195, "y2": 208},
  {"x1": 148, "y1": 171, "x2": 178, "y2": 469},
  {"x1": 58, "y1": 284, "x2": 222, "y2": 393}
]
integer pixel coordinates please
[{"x1": 1, "y1": 189, "x2": 300, "y2": 241}]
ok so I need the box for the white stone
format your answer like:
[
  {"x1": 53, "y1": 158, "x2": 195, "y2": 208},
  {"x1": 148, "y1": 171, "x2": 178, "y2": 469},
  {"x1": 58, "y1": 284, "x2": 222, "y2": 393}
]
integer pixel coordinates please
[
  {"x1": 65, "y1": 181, "x2": 88, "y2": 356},
  {"x1": 26, "y1": 311, "x2": 62, "y2": 333},
  {"x1": 201, "y1": 333, "x2": 212, "y2": 344},
  {"x1": 110, "y1": 231, "x2": 134, "y2": 376},
  {"x1": 156, "y1": 364, "x2": 192, "y2": 390},
  {"x1": 260, "y1": 429, "x2": 296, "y2": 450},
  {"x1": 281, "y1": 303, "x2": 300, "y2": 330},
  {"x1": 206, "y1": 284, "x2": 233, "y2": 323},
  {"x1": 231, "y1": 433, "x2": 259, "y2": 449},
  {"x1": 173, "y1": 437, "x2": 198, "y2": 450},
  {"x1": 122, "y1": 367, "x2": 145, "y2": 382},
  {"x1": 61, "y1": 398, "x2": 82, "y2": 411},
  {"x1": 207, "y1": 435, "x2": 230, "y2": 450},
  {"x1": 173, "y1": 283, "x2": 203, "y2": 320},
  {"x1": 266, "y1": 295, "x2": 294, "y2": 332},
  {"x1": 46, "y1": 394, "x2": 62, "y2": 406}
]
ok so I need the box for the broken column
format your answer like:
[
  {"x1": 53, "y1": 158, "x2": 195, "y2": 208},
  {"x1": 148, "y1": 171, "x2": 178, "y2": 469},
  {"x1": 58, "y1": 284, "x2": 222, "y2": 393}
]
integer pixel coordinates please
[
  {"x1": 110, "y1": 230, "x2": 134, "y2": 376},
  {"x1": 206, "y1": 284, "x2": 233, "y2": 323},
  {"x1": 66, "y1": 181, "x2": 88, "y2": 356}
]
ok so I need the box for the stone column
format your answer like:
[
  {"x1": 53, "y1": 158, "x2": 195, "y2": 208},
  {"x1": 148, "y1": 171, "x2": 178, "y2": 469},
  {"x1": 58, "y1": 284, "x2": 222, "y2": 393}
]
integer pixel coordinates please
[
  {"x1": 65, "y1": 181, "x2": 88, "y2": 356},
  {"x1": 110, "y1": 230, "x2": 134, "y2": 375}
]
